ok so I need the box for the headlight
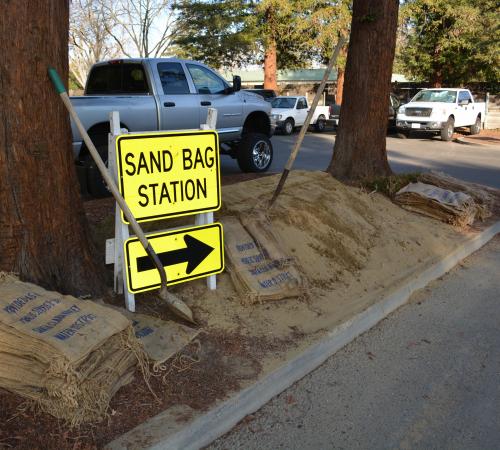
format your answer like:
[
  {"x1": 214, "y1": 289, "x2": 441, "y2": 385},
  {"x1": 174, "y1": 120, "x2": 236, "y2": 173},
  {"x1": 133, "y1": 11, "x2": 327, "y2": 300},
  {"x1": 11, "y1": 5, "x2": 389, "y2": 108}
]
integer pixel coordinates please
[
  {"x1": 398, "y1": 105, "x2": 406, "y2": 114},
  {"x1": 271, "y1": 114, "x2": 282, "y2": 120}
]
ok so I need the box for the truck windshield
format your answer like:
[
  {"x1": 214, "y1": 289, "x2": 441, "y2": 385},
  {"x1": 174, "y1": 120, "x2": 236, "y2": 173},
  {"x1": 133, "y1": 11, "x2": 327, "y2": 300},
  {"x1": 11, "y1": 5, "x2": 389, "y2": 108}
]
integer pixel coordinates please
[
  {"x1": 412, "y1": 90, "x2": 457, "y2": 103},
  {"x1": 86, "y1": 63, "x2": 149, "y2": 95},
  {"x1": 271, "y1": 98, "x2": 296, "y2": 108}
]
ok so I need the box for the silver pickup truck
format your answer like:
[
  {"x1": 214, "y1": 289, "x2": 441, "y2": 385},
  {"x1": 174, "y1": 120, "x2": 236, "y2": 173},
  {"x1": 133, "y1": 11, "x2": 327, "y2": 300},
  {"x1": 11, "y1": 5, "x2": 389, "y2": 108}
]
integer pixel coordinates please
[{"x1": 71, "y1": 58, "x2": 274, "y2": 196}]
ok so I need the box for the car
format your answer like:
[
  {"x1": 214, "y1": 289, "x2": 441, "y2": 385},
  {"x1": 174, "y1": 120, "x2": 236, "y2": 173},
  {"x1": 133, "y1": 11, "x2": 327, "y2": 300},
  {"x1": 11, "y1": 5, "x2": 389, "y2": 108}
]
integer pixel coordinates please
[
  {"x1": 328, "y1": 93, "x2": 401, "y2": 128},
  {"x1": 243, "y1": 89, "x2": 277, "y2": 102},
  {"x1": 71, "y1": 58, "x2": 275, "y2": 197},
  {"x1": 270, "y1": 96, "x2": 330, "y2": 134},
  {"x1": 396, "y1": 88, "x2": 486, "y2": 141}
]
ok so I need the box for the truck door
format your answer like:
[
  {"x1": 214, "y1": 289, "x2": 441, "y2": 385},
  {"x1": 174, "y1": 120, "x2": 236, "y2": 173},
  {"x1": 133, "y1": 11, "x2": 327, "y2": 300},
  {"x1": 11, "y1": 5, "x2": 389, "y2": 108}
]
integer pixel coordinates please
[
  {"x1": 154, "y1": 61, "x2": 200, "y2": 131},
  {"x1": 296, "y1": 97, "x2": 308, "y2": 126},
  {"x1": 186, "y1": 63, "x2": 243, "y2": 141},
  {"x1": 456, "y1": 90, "x2": 475, "y2": 127},
  {"x1": 455, "y1": 91, "x2": 473, "y2": 127}
]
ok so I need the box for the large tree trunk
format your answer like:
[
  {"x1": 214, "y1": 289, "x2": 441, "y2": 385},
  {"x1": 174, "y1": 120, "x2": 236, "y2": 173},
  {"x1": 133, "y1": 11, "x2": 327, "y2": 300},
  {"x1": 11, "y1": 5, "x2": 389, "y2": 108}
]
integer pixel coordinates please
[
  {"x1": 327, "y1": 0, "x2": 398, "y2": 181},
  {"x1": 0, "y1": 1, "x2": 105, "y2": 296},
  {"x1": 263, "y1": 42, "x2": 278, "y2": 90}
]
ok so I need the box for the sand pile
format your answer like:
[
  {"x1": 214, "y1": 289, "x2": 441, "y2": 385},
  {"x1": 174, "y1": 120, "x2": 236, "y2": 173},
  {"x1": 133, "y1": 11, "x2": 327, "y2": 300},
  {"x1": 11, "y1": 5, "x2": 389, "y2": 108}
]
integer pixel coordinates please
[
  {"x1": 223, "y1": 171, "x2": 407, "y2": 287},
  {"x1": 173, "y1": 171, "x2": 470, "y2": 338}
]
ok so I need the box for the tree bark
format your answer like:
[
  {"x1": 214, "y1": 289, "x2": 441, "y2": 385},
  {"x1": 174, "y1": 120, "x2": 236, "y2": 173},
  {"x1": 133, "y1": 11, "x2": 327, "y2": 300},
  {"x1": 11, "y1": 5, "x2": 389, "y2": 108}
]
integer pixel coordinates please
[
  {"x1": 327, "y1": 0, "x2": 398, "y2": 181},
  {"x1": 432, "y1": 46, "x2": 443, "y2": 87},
  {"x1": 0, "y1": 1, "x2": 105, "y2": 296},
  {"x1": 336, "y1": 66, "x2": 345, "y2": 105},
  {"x1": 263, "y1": 42, "x2": 278, "y2": 90},
  {"x1": 335, "y1": 46, "x2": 348, "y2": 105}
]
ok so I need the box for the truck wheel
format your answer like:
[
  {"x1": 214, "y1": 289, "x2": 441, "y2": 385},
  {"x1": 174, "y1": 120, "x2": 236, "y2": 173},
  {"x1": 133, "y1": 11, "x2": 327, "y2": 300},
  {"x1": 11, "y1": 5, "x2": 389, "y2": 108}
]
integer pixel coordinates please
[
  {"x1": 440, "y1": 117, "x2": 454, "y2": 141},
  {"x1": 315, "y1": 115, "x2": 326, "y2": 132},
  {"x1": 237, "y1": 133, "x2": 273, "y2": 173},
  {"x1": 284, "y1": 118, "x2": 294, "y2": 135},
  {"x1": 470, "y1": 115, "x2": 481, "y2": 135},
  {"x1": 86, "y1": 145, "x2": 111, "y2": 198}
]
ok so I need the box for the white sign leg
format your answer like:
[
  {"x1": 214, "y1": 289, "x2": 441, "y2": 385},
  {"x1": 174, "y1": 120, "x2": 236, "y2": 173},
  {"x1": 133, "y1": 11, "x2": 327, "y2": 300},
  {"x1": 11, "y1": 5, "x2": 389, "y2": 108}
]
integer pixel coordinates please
[
  {"x1": 199, "y1": 107, "x2": 218, "y2": 290},
  {"x1": 195, "y1": 212, "x2": 216, "y2": 290},
  {"x1": 109, "y1": 111, "x2": 135, "y2": 312}
]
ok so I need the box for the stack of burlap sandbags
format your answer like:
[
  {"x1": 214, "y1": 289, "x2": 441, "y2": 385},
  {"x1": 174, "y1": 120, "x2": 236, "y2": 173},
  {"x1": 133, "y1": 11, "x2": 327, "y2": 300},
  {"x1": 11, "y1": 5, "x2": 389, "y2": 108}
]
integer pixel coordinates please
[
  {"x1": 0, "y1": 273, "x2": 147, "y2": 426},
  {"x1": 222, "y1": 214, "x2": 305, "y2": 303},
  {"x1": 419, "y1": 171, "x2": 493, "y2": 221},
  {"x1": 395, "y1": 181, "x2": 477, "y2": 227}
]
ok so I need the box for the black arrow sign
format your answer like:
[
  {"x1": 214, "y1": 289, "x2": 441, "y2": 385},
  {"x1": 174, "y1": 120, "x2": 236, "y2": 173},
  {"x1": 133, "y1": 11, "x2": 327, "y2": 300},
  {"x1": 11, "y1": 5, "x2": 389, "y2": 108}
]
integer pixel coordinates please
[{"x1": 136, "y1": 234, "x2": 215, "y2": 274}]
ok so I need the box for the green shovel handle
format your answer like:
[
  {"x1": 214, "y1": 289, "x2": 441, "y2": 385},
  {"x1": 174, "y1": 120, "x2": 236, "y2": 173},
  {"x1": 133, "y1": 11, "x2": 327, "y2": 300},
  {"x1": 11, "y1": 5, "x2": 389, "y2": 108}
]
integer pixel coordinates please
[{"x1": 48, "y1": 67, "x2": 66, "y2": 94}]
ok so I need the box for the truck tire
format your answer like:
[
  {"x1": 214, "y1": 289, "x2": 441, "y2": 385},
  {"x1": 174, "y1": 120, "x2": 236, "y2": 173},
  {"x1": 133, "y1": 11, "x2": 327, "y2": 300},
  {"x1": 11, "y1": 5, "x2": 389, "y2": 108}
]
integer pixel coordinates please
[
  {"x1": 237, "y1": 133, "x2": 273, "y2": 173},
  {"x1": 470, "y1": 115, "x2": 481, "y2": 135},
  {"x1": 315, "y1": 115, "x2": 326, "y2": 132},
  {"x1": 284, "y1": 118, "x2": 294, "y2": 135},
  {"x1": 440, "y1": 117, "x2": 454, "y2": 141},
  {"x1": 86, "y1": 144, "x2": 111, "y2": 198}
]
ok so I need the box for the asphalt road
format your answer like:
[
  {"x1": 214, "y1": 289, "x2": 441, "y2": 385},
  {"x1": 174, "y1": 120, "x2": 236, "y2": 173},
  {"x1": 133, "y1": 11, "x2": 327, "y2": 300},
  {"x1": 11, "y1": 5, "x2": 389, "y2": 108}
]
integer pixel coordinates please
[
  {"x1": 209, "y1": 236, "x2": 500, "y2": 450},
  {"x1": 220, "y1": 130, "x2": 500, "y2": 189}
]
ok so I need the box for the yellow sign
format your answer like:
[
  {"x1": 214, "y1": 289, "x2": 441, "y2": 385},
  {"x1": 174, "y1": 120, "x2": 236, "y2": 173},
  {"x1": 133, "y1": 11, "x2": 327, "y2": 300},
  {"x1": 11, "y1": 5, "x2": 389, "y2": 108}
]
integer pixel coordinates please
[
  {"x1": 124, "y1": 223, "x2": 224, "y2": 294},
  {"x1": 116, "y1": 130, "x2": 221, "y2": 223}
]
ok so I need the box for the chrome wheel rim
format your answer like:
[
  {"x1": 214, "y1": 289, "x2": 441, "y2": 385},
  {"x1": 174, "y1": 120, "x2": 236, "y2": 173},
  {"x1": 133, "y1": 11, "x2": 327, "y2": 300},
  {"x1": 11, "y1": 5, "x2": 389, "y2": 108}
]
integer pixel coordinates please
[
  {"x1": 252, "y1": 140, "x2": 272, "y2": 169},
  {"x1": 285, "y1": 121, "x2": 293, "y2": 134}
]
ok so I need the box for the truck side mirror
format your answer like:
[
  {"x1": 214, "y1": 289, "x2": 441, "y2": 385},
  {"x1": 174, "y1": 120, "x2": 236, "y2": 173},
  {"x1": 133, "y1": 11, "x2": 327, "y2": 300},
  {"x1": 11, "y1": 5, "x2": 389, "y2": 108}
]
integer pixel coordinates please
[{"x1": 232, "y1": 75, "x2": 241, "y2": 92}]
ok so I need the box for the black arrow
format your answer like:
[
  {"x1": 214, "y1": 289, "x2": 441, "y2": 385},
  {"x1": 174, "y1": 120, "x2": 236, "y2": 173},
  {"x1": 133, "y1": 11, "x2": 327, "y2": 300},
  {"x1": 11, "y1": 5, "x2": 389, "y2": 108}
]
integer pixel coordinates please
[{"x1": 136, "y1": 234, "x2": 215, "y2": 274}]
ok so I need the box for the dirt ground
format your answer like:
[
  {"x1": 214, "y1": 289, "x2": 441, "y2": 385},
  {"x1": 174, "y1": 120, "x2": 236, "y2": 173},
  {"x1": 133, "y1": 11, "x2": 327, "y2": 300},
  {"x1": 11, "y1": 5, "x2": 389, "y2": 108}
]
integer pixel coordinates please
[
  {"x1": 454, "y1": 128, "x2": 500, "y2": 144},
  {"x1": 0, "y1": 171, "x2": 498, "y2": 449}
]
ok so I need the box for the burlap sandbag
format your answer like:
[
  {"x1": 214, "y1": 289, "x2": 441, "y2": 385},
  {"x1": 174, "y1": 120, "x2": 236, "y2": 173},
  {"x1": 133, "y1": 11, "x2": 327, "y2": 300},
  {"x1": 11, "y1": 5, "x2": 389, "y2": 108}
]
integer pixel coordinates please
[
  {"x1": 395, "y1": 182, "x2": 477, "y2": 227},
  {"x1": 240, "y1": 210, "x2": 293, "y2": 267},
  {"x1": 0, "y1": 273, "x2": 147, "y2": 425},
  {"x1": 104, "y1": 303, "x2": 200, "y2": 365},
  {"x1": 222, "y1": 216, "x2": 304, "y2": 303}
]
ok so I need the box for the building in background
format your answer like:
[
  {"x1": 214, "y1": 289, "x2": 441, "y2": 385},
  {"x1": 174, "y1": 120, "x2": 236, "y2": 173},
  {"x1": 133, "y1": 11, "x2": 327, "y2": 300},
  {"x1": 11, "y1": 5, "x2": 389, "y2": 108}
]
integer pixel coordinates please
[{"x1": 222, "y1": 69, "x2": 410, "y2": 105}]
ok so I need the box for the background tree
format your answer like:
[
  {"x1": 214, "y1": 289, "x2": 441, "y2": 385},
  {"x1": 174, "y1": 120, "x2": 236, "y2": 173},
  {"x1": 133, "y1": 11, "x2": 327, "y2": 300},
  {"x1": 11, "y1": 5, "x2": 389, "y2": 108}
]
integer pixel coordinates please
[
  {"x1": 328, "y1": 0, "x2": 399, "y2": 181},
  {"x1": 307, "y1": 0, "x2": 351, "y2": 104},
  {"x1": 256, "y1": 0, "x2": 302, "y2": 90},
  {"x1": 0, "y1": 1, "x2": 104, "y2": 295},
  {"x1": 173, "y1": 0, "x2": 346, "y2": 89},
  {"x1": 173, "y1": 0, "x2": 257, "y2": 69},
  {"x1": 398, "y1": 0, "x2": 499, "y2": 86},
  {"x1": 69, "y1": 0, "x2": 118, "y2": 88},
  {"x1": 102, "y1": 0, "x2": 177, "y2": 57}
]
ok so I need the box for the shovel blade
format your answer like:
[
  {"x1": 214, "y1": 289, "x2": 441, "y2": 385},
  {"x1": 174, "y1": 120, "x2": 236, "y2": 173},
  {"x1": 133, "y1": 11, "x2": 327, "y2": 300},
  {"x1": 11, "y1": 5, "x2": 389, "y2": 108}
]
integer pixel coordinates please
[{"x1": 158, "y1": 286, "x2": 195, "y2": 323}]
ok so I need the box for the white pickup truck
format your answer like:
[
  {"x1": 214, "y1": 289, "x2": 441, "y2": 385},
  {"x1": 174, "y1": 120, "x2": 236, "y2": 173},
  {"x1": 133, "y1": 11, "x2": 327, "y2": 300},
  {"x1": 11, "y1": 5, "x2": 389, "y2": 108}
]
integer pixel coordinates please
[
  {"x1": 270, "y1": 96, "x2": 329, "y2": 135},
  {"x1": 397, "y1": 88, "x2": 485, "y2": 141}
]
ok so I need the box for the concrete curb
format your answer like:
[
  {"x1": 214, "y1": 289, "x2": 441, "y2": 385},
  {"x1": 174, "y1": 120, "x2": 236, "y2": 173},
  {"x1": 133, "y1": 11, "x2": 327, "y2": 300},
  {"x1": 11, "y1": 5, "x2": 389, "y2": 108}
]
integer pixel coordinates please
[{"x1": 109, "y1": 221, "x2": 500, "y2": 450}]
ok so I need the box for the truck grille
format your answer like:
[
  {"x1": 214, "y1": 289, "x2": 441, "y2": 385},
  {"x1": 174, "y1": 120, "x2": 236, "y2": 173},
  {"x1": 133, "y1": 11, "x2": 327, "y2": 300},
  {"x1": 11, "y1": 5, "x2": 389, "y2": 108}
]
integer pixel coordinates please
[{"x1": 405, "y1": 107, "x2": 432, "y2": 117}]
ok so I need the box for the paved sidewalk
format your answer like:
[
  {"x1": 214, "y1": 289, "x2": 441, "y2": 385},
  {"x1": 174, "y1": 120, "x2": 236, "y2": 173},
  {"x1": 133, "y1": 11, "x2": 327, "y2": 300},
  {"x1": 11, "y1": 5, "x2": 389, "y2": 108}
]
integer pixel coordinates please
[
  {"x1": 456, "y1": 135, "x2": 500, "y2": 146},
  {"x1": 209, "y1": 236, "x2": 500, "y2": 450}
]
